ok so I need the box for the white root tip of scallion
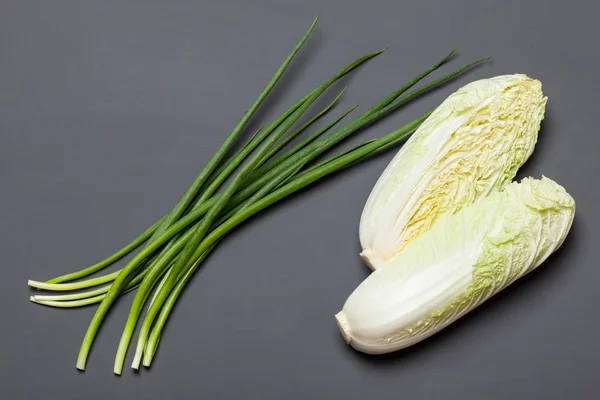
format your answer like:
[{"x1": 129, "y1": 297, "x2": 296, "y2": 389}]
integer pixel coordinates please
[
  {"x1": 31, "y1": 295, "x2": 54, "y2": 301},
  {"x1": 335, "y1": 312, "x2": 352, "y2": 344},
  {"x1": 131, "y1": 352, "x2": 143, "y2": 370},
  {"x1": 27, "y1": 280, "x2": 61, "y2": 291}
]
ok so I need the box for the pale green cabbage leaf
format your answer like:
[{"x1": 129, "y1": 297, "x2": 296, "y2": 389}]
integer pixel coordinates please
[{"x1": 337, "y1": 177, "x2": 575, "y2": 354}]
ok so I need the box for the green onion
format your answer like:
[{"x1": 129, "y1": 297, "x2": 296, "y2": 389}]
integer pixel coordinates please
[{"x1": 72, "y1": 18, "x2": 385, "y2": 373}]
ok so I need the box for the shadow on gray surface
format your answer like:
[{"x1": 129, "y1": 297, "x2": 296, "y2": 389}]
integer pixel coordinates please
[{"x1": 337, "y1": 214, "x2": 583, "y2": 368}]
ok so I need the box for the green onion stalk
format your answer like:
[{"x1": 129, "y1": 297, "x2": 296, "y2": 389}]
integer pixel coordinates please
[{"x1": 28, "y1": 15, "x2": 485, "y2": 374}]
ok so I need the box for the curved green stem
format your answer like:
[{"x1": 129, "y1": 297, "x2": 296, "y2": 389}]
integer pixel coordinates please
[
  {"x1": 31, "y1": 295, "x2": 108, "y2": 308},
  {"x1": 29, "y1": 271, "x2": 121, "y2": 291},
  {"x1": 31, "y1": 285, "x2": 111, "y2": 302},
  {"x1": 44, "y1": 218, "x2": 163, "y2": 284},
  {"x1": 30, "y1": 283, "x2": 141, "y2": 307}
]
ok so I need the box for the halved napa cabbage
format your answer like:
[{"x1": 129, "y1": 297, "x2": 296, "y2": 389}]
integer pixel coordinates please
[{"x1": 360, "y1": 75, "x2": 547, "y2": 270}]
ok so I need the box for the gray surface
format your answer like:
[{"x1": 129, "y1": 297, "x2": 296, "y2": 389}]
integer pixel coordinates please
[{"x1": 1, "y1": 0, "x2": 597, "y2": 398}]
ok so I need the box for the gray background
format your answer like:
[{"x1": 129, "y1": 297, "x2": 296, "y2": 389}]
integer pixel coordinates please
[{"x1": 1, "y1": 0, "x2": 597, "y2": 399}]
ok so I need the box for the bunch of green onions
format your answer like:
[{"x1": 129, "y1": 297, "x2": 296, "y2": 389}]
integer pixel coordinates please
[{"x1": 28, "y1": 16, "x2": 485, "y2": 375}]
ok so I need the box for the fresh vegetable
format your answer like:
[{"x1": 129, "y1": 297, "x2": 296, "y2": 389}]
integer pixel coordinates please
[
  {"x1": 359, "y1": 75, "x2": 547, "y2": 271},
  {"x1": 28, "y1": 15, "x2": 485, "y2": 374},
  {"x1": 336, "y1": 177, "x2": 575, "y2": 354}
]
